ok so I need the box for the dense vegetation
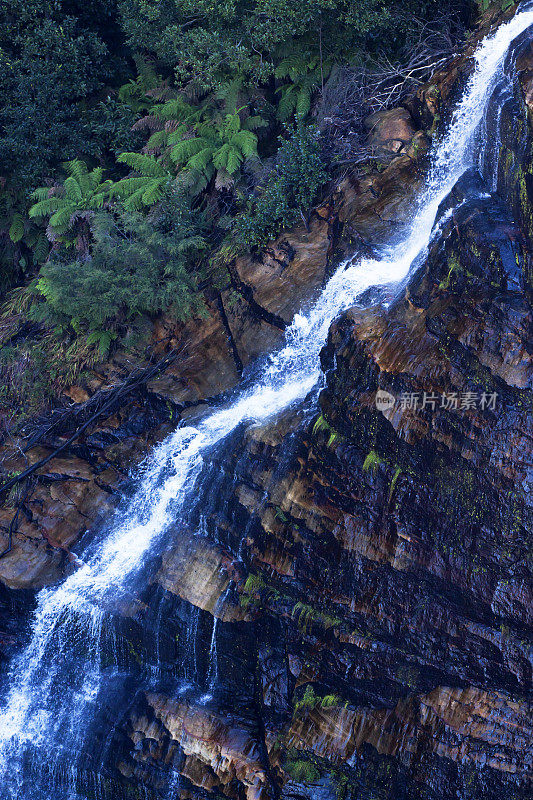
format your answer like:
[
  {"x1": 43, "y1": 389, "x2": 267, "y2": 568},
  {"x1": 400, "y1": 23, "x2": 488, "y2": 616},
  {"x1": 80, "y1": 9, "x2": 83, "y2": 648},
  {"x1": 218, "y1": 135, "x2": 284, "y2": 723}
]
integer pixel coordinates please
[{"x1": 0, "y1": 0, "x2": 494, "y2": 421}]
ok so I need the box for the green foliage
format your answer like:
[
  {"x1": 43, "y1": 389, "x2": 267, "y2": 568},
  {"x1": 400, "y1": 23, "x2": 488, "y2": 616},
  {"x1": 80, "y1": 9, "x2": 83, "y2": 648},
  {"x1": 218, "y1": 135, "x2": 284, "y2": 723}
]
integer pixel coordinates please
[
  {"x1": 477, "y1": 0, "x2": 514, "y2": 12},
  {"x1": 109, "y1": 153, "x2": 174, "y2": 210},
  {"x1": 29, "y1": 160, "x2": 113, "y2": 246},
  {"x1": 312, "y1": 413, "x2": 342, "y2": 448},
  {"x1": 30, "y1": 195, "x2": 207, "y2": 349},
  {"x1": 0, "y1": 322, "x2": 104, "y2": 425},
  {"x1": 284, "y1": 751, "x2": 320, "y2": 783},
  {"x1": 233, "y1": 125, "x2": 327, "y2": 250},
  {"x1": 0, "y1": 3, "x2": 130, "y2": 288},
  {"x1": 275, "y1": 51, "x2": 331, "y2": 121},
  {"x1": 294, "y1": 685, "x2": 342, "y2": 714},
  {"x1": 170, "y1": 109, "x2": 259, "y2": 186},
  {"x1": 362, "y1": 449, "x2": 382, "y2": 474},
  {"x1": 388, "y1": 466, "x2": 403, "y2": 500},
  {"x1": 239, "y1": 572, "x2": 283, "y2": 610},
  {"x1": 118, "y1": 0, "x2": 396, "y2": 91},
  {"x1": 0, "y1": 13, "x2": 113, "y2": 193},
  {"x1": 292, "y1": 602, "x2": 341, "y2": 632}
]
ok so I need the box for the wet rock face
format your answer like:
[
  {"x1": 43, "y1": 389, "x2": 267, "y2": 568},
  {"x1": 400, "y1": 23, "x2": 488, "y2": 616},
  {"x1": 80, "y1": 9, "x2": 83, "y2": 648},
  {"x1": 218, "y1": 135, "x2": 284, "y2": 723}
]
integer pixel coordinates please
[
  {"x1": 100, "y1": 91, "x2": 533, "y2": 800},
  {"x1": 1, "y1": 12, "x2": 533, "y2": 800},
  {"x1": 0, "y1": 105, "x2": 430, "y2": 593}
]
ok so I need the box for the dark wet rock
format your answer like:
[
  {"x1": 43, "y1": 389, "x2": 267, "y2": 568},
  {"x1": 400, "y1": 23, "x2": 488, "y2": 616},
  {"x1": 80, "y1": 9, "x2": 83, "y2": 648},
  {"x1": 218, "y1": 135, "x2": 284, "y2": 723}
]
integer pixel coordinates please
[
  {"x1": 102, "y1": 120, "x2": 533, "y2": 800},
  {"x1": 1, "y1": 9, "x2": 532, "y2": 800}
]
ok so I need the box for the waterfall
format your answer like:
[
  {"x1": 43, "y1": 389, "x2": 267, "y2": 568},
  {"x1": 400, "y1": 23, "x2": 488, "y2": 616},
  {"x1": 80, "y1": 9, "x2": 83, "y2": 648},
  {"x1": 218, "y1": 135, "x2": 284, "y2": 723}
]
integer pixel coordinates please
[{"x1": 1, "y1": 7, "x2": 533, "y2": 799}]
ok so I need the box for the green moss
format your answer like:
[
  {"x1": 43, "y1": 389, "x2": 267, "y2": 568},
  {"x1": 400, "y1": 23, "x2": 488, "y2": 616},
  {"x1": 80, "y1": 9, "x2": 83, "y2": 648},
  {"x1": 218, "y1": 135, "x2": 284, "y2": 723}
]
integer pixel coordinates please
[
  {"x1": 388, "y1": 466, "x2": 402, "y2": 501},
  {"x1": 362, "y1": 449, "x2": 382, "y2": 474},
  {"x1": 312, "y1": 413, "x2": 343, "y2": 448},
  {"x1": 438, "y1": 253, "x2": 461, "y2": 290},
  {"x1": 291, "y1": 601, "x2": 340, "y2": 632},
  {"x1": 274, "y1": 506, "x2": 289, "y2": 523},
  {"x1": 294, "y1": 684, "x2": 343, "y2": 713},
  {"x1": 284, "y1": 751, "x2": 320, "y2": 783}
]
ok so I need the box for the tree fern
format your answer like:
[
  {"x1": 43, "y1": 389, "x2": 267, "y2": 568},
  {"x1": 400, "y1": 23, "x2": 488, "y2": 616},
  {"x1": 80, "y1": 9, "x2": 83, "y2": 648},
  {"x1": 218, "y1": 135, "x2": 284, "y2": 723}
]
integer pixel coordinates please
[{"x1": 29, "y1": 160, "x2": 112, "y2": 246}]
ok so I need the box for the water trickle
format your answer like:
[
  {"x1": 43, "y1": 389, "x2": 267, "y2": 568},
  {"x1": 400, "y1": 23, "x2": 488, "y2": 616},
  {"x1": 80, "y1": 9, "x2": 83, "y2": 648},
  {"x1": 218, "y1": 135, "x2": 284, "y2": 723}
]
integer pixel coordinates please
[
  {"x1": 1, "y1": 7, "x2": 533, "y2": 798},
  {"x1": 206, "y1": 616, "x2": 219, "y2": 691},
  {"x1": 184, "y1": 604, "x2": 201, "y2": 683}
]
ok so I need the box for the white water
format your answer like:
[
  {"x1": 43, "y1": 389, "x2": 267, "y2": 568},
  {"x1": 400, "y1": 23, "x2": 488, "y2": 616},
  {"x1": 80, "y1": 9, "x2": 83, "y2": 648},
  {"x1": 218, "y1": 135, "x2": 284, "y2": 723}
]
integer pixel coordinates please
[{"x1": 1, "y1": 8, "x2": 533, "y2": 798}]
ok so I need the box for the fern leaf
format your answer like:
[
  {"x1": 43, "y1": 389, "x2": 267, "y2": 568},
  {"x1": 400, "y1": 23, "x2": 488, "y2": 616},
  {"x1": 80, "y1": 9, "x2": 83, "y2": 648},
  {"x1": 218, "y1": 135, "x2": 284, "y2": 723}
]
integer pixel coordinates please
[
  {"x1": 276, "y1": 87, "x2": 297, "y2": 121},
  {"x1": 49, "y1": 207, "x2": 73, "y2": 232},
  {"x1": 33, "y1": 233, "x2": 50, "y2": 264},
  {"x1": 63, "y1": 159, "x2": 88, "y2": 181},
  {"x1": 244, "y1": 115, "x2": 268, "y2": 131},
  {"x1": 63, "y1": 176, "x2": 83, "y2": 202},
  {"x1": 223, "y1": 112, "x2": 242, "y2": 139},
  {"x1": 146, "y1": 130, "x2": 168, "y2": 151},
  {"x1": 152, "y1": 98, "x2": 195, "y2": 122},
  {"x1": 123, "y1": 186, "x2": 149, "y2": 211},
  {"x1": 186, "y1": 147, "x2": 215, "y2": 172},
  {"x1": 117, "y1": 152, "x2": 167, "y2": 177},
  {"x1": 232, "y1": 130, "x2": 258, "y2": 158},
  {"x1": 296, "y1": 88, "x2": 312, "y2": 119},
  {"x1": 9, "y1": 213, "x2": 24, "y2": 243},
  {"x1": 166, "y1": 126, "x2": 189, "y2": 145},
  {"x1": 275, "y1": 55, "x2": 306, "y2": 79},
  {"x1": 29, "y1": 197, "x2": 62, "y2": 218},
  {"x1": 108, "y1": 177, "x2": 151, "y2": 199},
  {"x1": 30, "y1": 187, "x2": 52, "y2": 202},
  {"x1": 141, "y1": 178, "x2": 167, "y2": 206},
  {"x1": 90, "y1": 167, "x2": 104, "y2": 189},
  {"x1": 215, "y1": 77, "x2": 243, "y2": 113},
  {"x1": 170, "y1": 137, "x2": 208, "y2": 166},
  {"x1": 214, "y1": 143, "x2": 243, "y2": 174}
]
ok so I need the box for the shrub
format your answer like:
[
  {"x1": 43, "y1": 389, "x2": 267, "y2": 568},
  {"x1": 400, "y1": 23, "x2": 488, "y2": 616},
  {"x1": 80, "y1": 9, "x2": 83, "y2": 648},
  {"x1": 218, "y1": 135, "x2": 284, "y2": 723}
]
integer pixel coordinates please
[
  {"x1": 232, "y1": 125, "x2": 328, "y2": 250},
  {"x1": 30, "y1": 194, "x2": 207, "y2": 353},
  {"x1": 294, "y1": 685, "x2": 342, "y2": 713}
]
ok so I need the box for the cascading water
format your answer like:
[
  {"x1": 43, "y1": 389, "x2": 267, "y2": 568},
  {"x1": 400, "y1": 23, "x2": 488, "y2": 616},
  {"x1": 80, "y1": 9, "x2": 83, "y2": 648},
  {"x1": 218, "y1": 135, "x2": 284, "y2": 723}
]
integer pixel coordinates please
[{"x1": 1, "y1": 7, "x2": 533, "y2": 799}]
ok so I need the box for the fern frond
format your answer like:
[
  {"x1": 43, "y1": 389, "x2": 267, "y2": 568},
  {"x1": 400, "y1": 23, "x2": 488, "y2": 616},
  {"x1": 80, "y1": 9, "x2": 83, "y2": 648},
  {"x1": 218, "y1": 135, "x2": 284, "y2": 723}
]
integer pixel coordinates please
[
  {"x1": 33, "y1": 233, "x2": 50, "y2": 264},
  {"x1": 166, "y1": 126, "x2": 189, "y2": 146},
  {"x1": 108, "y1": 176, "x2": 152, "y2": 198},
  {"x1": 296, "y1": 88, "x2": 312, "y2": 119},
  {"x1": 141, "y1": 178, "x2": 167, "y2": 206},
  {"x1": 146, "y1": 130, "x2": 168, "y2": 151},
  {"x1": 117, "y1": 152, "x2": 168, "y2": 177},
  {"x1": 223, "y1": 112, "x2": 242, "y2": 138},
  {"x1": 170, "y1": 137, "x2": 208, "y2": 166},
  {"x1": 63, "y1": 159, "x2": 89, "y2": 181},
  {"x1": 63, "y1": 176, "x2": 83, "y2": 202},
  {"x1": 122, "y1": 186, "x2": 151, "y2": 211},
  {"x1": 186, "y1": 147, "x2": 215, "y2": 172},
  {"x1": 49, "y1": 207, "x2": 73, "y2": 232},
  {"x1": 276, "y1": 87, "x2": 297, "y2": 121},
  {"x1": 216, "y1": 77, "x2": 243, "y2": 113},
  {"x1": 275, "y1": 53, "x2": 314, "y2": 80},
  {"x1": 8, "y1": 213, "x2": 24, "y2": 243},
  {"x1": 214, "y1": 144, "x2": 243, "y2": 174},
  {"x1": 152, "y1": 98, "x2": 195, "y2": 122},
  {"x1": 244, "y1": 115, "x2": 268, "y2": 131},
  {"x1": 29, "y1": 197, "x2": 63, "y2": 218},
  {"x1": 30, "y1": 187, "x2": 53, "y2": 202},
  {"x1": 90, "y1": 167, "x2": 105, "y2": 188},
  {"x1": 232, "y1": 130, "x2": 258, "y2": 157}
]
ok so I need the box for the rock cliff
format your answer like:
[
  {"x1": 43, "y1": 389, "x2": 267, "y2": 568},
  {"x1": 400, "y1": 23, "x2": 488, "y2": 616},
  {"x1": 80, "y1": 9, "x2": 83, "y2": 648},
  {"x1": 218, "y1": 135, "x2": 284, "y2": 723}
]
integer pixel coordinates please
[{"x1": 0, "y1": 7, "x2": 531, "y2": 800}]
